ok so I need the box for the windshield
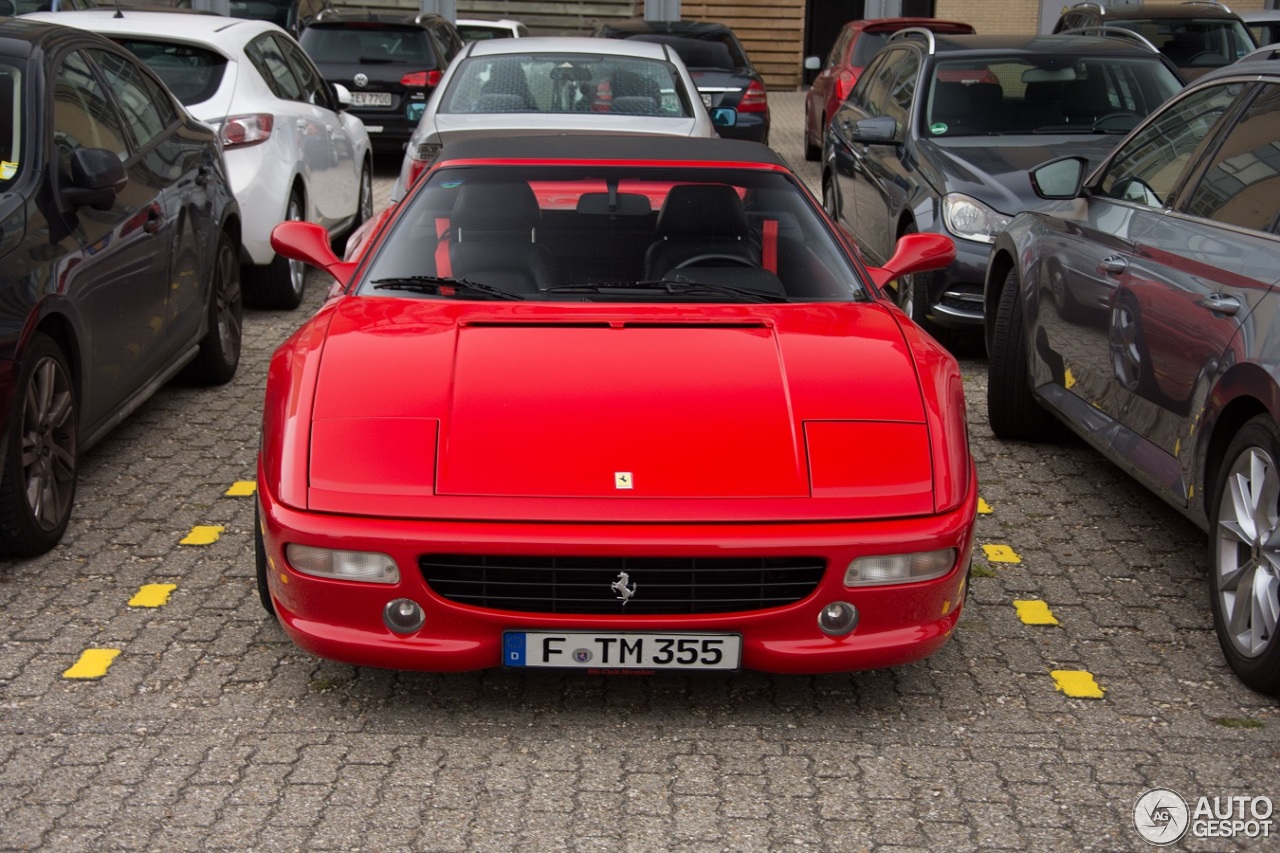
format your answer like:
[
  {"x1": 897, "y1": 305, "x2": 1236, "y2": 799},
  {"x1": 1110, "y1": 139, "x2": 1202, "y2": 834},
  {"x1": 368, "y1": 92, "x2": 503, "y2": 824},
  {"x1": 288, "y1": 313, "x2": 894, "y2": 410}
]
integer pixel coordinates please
[
  {"x1": 1118, "y1": 18, "x2": 1257, "y2": 66},
  {"x1": 300, "y1": 26, "x2": 436, "y2": 66},
  {"x1": 0, "y1": 62, "x2": 19, "y2": 186},
  {"x1": 927, "y1": 55, "x2": 1183, "y2": 136},
  {"x1": 111, "y1": 39, "x2": 227, "y2": 107},
  {"x1": 360, "y1": 164, "x2": 870, "y2": 303},
  {"x1": 440, "y1": 53, "x2": 694, "y2": 117}
]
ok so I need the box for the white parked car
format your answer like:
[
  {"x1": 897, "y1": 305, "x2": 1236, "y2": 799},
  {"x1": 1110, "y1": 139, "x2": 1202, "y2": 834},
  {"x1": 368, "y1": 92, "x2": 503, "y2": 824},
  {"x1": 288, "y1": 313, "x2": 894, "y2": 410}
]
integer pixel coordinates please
[
  {"x1": 455, "y1": 17, "x2": 529, "y2": 42},
  {"x1": 27, "y1": 10, "x2": 373, "y2": 309},
  {"x1": 389, "y1": 36, "x2": 726, "y2": 202}
]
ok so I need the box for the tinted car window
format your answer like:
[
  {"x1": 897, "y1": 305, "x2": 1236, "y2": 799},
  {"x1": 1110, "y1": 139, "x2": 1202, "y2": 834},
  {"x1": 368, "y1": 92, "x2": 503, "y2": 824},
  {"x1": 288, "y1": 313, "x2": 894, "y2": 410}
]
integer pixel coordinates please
[
  {"x1": 1115, "y1": 17, "x2": 1256, "y2": 65},
  {"x1": 0, "y1": 61, "x2": 22, "y2": 184},
  {"x1": 850, "y1": 32, "x2": 894, "y2": 67},
  {"x1": 302, "y1": 26, "x2": 438, "y2": 67},
  {"x1": 246, "y1": 32, "x2": 304, "y2": 101},
  {"x1": 91, "y1": 49, "x2": 175, "y2": 150},
  {"x1": 110, "y1": 38, "x2": 227, "y2": 107},
  {"x1": 630, "y1": 34, "x2": 741, "y2": 70},
  {"x1": 278, "y1": 34, "x2": 329, "y2": 107},
  {"x1": 53, "y1": 50, "x2": 128, "y2": 163},
  {"x1": 1099, "y1": 82, "x2": 1239, "y2": 207},
  {"x1": 1181, "y1": 83, "x2": 1280, "y2": 231}
]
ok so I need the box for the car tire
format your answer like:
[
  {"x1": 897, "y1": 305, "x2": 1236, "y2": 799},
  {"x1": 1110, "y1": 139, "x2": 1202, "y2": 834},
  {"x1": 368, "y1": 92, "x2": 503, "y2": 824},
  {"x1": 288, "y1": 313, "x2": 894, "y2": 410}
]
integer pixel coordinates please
[
  {"x1": 0, "y1": 333, "x2": 77, "y2": 557},
  {"x1": 245, "y1": 190, "x2": 306, "y2": 310},
  {"x1": 255, "y1": 501, "x2": 276, "y2": 617},
  {"x1": 181, "y1": 230, "x2": 242, "y2": 386},
  {"x1": 987, "y1": 267, "x2": 1060, "y2": 440},
  {"x1": 1208, "y1": 415, "x2": 1280, "y2": 696},
  {"x1": 333, "y1": 159, "x2": 373, "y2": 256}
]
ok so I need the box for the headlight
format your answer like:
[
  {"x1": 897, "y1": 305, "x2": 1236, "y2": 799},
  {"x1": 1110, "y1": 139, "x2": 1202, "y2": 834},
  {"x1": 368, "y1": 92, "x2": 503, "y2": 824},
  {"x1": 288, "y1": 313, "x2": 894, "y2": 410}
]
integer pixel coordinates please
[
  {"x1": 941, "y1": 194, "x2": 1010, "y2": 244},
  {"x1": 844, "y1": 549, "x2": 956, "y2": 586},
  {"x1": 285, "y1": 545, "x2": 399, "y2": 583}
]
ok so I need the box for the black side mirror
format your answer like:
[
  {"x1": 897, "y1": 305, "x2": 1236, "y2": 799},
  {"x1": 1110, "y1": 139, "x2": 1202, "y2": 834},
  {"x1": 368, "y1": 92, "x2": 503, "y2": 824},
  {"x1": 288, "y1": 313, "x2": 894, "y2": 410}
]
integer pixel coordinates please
[
  {"x1": 61, "y1": 147, "x2": 127, "y2": 211},
  {"x1": 850, "y1": 115, "x2": 898, "y2": 144}
]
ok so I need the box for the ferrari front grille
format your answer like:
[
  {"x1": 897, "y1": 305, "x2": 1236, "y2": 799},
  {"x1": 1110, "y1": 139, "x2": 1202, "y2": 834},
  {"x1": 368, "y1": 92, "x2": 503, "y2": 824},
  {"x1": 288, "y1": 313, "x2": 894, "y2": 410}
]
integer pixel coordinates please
[{"x1": 418, "y1": 555, "x2": 827, "y2": 615}]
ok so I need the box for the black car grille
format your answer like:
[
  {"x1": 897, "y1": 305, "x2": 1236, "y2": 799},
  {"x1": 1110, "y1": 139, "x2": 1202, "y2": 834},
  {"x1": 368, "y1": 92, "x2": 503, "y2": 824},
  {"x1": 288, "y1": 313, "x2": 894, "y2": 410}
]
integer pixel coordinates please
[{"x1": 419, "y1": 555, "x2": 827, "y2": 615}]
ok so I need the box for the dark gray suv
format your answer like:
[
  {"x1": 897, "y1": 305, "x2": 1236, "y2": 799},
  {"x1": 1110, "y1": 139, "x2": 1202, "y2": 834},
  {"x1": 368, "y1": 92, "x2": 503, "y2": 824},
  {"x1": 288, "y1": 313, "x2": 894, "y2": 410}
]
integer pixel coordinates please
[{"x1": 984, "y1": 46, "x2": 1280, "y2": 696}]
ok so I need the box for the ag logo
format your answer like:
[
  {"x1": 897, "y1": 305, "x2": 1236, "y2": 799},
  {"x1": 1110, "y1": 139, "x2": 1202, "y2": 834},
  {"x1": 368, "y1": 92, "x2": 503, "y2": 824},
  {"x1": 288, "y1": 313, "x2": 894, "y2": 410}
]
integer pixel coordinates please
[
  {"x1": 353, "y1": 73, "x2": 369, "y2": 88},
  {"x1": 1134, "y1": 788, "x2": 1189, "y2": 845}
]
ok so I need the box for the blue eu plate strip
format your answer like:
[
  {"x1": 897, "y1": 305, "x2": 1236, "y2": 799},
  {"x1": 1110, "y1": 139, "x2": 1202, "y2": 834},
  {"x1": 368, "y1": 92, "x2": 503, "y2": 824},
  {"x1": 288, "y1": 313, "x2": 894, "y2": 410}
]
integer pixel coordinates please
[{"x1": 503, "y1": 633, "x2": 526, "y2": 667}]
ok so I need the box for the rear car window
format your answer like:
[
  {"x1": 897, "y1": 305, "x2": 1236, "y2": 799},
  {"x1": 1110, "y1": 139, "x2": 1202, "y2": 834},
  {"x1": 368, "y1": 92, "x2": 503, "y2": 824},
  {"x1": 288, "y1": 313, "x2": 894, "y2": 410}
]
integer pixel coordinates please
[
  {"x1": 630, "y1": 34, "x2": 742, "y2": 70},
  {"x1": 301, "y1": 25, "x2": 438, "y2": 67},
  {"x1": 113, "y1": 39, "x2": 227, "y2": 107},
  {"x1": 440, "y1": 53, "x2": 694, "y2": 117}
]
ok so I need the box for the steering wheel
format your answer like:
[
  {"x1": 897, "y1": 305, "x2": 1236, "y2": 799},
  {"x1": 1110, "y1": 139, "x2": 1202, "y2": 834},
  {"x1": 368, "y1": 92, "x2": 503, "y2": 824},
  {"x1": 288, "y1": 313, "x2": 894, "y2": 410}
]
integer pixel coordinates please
[{"x1": 673, "y1": 253, "x2": 758, "y2": 270}]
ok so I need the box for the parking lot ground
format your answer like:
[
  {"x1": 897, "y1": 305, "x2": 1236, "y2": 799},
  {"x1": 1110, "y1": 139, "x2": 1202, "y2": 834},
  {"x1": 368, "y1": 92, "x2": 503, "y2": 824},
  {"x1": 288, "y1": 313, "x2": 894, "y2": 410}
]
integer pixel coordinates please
[{"x1": 0, "y1": 92, "x2": 1277, "y2": 852}]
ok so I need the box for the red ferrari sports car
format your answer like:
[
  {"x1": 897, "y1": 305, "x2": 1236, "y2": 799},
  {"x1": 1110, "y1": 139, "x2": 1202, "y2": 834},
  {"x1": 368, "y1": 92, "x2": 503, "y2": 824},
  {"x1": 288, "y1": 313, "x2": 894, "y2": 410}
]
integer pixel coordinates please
[{"x1": 258, "y1": 136, "x2": 976, "y2": 674}]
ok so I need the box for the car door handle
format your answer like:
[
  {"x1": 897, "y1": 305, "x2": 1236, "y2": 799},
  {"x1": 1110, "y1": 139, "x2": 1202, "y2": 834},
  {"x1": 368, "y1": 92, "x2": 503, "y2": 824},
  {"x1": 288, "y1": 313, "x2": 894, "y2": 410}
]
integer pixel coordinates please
[
  {"x1": 1200, "y1": 293, "x2": 1242, "y2": 316},
  {"x1": 142, "y1": 203, "x2": 163, "y2": 235},
  {"x1": 1099, "y1": 256, "x2": 1127, "y2": 274}
]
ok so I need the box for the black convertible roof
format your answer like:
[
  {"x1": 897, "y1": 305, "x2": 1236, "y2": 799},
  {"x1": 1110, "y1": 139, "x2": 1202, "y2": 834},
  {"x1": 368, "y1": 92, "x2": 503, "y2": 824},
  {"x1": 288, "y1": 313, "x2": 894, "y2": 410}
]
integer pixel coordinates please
[{"x1": 433, "y1": 136, "x2": 790, "y2": 168}]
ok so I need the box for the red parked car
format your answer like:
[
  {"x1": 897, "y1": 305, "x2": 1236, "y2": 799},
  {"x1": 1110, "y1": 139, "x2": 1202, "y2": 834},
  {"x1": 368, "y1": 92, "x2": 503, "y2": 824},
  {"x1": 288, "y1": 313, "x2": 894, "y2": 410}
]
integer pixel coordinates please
[
  {"x1": 258, "y1": 135, "x2": 975, "y2": 674},
  {"x1": 803, "y1": 17, "x2": 974, "y2": 160}
]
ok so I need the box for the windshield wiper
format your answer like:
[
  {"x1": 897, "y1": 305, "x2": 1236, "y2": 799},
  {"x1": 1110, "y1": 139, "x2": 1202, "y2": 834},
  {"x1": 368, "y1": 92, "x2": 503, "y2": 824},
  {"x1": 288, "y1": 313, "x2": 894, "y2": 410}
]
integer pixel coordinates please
[
  {"x1": 544, "y1": 278, "x2": 789, "y2": 303},
  {"x1": 370, "y1": 275, "x2": 526, "y2": 301}
]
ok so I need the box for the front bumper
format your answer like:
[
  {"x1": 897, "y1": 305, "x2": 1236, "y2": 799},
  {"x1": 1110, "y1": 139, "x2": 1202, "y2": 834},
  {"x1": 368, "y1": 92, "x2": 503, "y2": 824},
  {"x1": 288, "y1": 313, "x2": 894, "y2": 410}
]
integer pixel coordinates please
[
  {"x1": 923, "y1": 234, "x2": 990, "y2": 330},
  {"x1": 257, "y1": 468, "x2": 978, "y2": 674}
]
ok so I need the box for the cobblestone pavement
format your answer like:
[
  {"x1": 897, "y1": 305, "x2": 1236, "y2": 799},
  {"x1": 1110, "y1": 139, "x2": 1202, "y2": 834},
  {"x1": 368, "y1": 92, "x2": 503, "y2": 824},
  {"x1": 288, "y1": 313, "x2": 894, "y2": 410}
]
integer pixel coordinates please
[{"x1": 1, "y1": 92, "x2": 1277, "y2": 852}]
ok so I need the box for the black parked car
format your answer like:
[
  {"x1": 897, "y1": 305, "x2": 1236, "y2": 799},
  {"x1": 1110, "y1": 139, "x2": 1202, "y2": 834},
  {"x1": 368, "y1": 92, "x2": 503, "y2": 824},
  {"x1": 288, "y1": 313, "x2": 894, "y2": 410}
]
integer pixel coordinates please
[
  {"x1": 984, "y1": 47, "x2": 1280, "y2": 695},
  {"x1": 595, "y1": 19, "x2": 769, "y2": 145},
  {"x1": 0, "y1": 18, "x2": 243, "y2": 556},
  {"x1": 821, "y1": 31, "x2": 1183, "y2": 347},
  {"x1": 299, "y1": 10, "x2": 463, "y2": 153}
]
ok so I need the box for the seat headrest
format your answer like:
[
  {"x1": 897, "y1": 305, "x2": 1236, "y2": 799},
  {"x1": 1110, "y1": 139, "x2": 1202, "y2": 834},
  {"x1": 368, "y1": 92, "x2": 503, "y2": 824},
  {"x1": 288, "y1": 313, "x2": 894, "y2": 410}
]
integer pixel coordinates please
[
  {"x1": 451, "y1": 182, "x2": 541, "y2": 231},
  {"x1": 656, "y1": 184, "x2": 749, "y2": 239}
]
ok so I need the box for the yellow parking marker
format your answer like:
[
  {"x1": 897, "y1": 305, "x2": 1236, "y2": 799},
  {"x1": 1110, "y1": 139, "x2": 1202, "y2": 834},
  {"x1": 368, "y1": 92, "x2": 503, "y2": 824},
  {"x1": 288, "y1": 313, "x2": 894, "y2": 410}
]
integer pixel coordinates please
[
  {"x1": 982, "y1": 543, "x2": 1022, "y2": 564},
  {"x1": 63, "y1": 649, "x2": 121, "y2": 680},
  {"x1": 225, "y1": 481, "x2": 257, "y2": 497},
  {"x1": 977, "y1": 498, "x2": 993, "y2": 515},
  {"x1": 1064, "y1": 368, "x2": 1076, "y2": 389},
  {"x1": 180, "y1": 525, "x2": 225, "y2": 546},
  {"x1": 1051, "y1": 670, "x2": 1105, "y2": 699},
  {"x1": 1014, "y1": 599, "x2": 1059, "y2": 626},
  {"x1": 128, "y1": 583, "x2": 177, "y2": 608}
]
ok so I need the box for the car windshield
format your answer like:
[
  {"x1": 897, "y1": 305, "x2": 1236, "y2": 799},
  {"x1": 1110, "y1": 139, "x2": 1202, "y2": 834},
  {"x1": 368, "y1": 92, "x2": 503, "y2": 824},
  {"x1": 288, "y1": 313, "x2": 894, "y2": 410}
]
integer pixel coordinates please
[
  {"x1": 926, "y1": 55, "x2": 1183, "y2": 136},
  {"x1": 111, "y1": 39, "x2": 227, "y2": 107},
  {"x1": 1117, "y1": 18, "x2": 1257, "y2": 66},
  {"x1": 360, "y1": 164, "x2": 870, "y2": 303},
  {"x1": 301, "y1": 25, "x2": 435, "y2": 65},
  {"x1": 439, "y1": 53, "x2": 694, "y2": 117},
  {"x1": 0, "y1": 61, "x2": 20, "y2": 187}
]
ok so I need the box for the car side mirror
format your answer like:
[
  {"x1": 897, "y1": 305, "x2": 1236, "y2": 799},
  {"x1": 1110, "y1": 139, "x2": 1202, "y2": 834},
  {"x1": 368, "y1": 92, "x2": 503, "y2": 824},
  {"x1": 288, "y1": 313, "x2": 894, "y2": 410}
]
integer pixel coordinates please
[
  {"x1": 866, "y1": 232, "x2": 955, "y2": 289},
  {"x1": 331, "y1": 82, "x2": 352, "y2": 110},
  {"x1": 710, "y1": 107, "x2": 737, "y2": 128},
  {"x1": 271, "y1": 220, "x2": 357, "y2": 285},
  {"x1": 1030, "y1": 156, "x2": 1087, "y2": 199},
  {"x1": 850, "y1": 115, "x2": 898, "y2": 144},
  {"x1": 61, "y1": 147, "x2": 127, "y2": 211},
  {"x1": 804, "y1": 56, "x2": 821, "y2": 71}
]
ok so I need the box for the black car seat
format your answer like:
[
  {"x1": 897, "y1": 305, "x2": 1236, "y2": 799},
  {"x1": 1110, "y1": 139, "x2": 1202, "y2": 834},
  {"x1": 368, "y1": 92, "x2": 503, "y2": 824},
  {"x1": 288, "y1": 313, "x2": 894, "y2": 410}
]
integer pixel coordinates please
[
  {"x1": 644, "y1": 184, "x2": 760, "y2": 280},
  {"x1": 445, "y1": 182, "x2": 556, "y2": 293}
]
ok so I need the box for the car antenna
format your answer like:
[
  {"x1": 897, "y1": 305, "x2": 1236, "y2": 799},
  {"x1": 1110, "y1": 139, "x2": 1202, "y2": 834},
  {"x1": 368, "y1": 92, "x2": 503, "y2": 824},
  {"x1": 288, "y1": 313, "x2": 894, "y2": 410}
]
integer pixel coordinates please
[{"x1": 113, "y1": 0, "x2": 123, "y2": 17}]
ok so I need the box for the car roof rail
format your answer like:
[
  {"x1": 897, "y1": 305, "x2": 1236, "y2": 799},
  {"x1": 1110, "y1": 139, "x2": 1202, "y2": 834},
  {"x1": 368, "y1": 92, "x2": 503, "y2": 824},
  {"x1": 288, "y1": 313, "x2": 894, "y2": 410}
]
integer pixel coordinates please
[
  {"x1": 888, "y1": 26, "x2": 937, "y2": 55},
  {"x1": 1057, "y1": 25, "x2": 1160, "y2": 53},
  {"x1": 1182, "y1": 0, "x2": 1232, "y2": 9},
  {"x1": 1067, "y1": 2, "x2": 1107, "y2": 15}
]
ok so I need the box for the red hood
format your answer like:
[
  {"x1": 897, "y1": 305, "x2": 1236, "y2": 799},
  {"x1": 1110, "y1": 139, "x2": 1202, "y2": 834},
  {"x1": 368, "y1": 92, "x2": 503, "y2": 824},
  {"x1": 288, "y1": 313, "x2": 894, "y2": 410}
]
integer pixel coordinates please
[{"x1": 303, "y1": 299, "x2": 937, "y2": 520}]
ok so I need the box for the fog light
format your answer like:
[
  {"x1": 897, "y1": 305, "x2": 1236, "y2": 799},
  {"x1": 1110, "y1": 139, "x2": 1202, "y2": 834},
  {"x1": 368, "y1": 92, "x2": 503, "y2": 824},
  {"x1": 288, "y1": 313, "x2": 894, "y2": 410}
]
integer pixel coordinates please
[
  {"x1": 845, "y1": 549, "x2": 955, "y2": 587},
  {"x1": 818, "y1": 601, "x2": 859, "y2": 636},
  {"x1": 383, "y1": 598, "x2": 425, "y2": 634}
]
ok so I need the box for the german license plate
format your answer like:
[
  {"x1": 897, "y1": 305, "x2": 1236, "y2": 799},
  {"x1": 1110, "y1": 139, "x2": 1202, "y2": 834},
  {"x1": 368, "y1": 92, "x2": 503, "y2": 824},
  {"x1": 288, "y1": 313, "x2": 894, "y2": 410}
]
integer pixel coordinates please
[
  {"x1": 504, "y1": 631, "x2": 741, "y2": 670},
  {"x1": 351, "y1": 91, "x2": 392, "y2": 107},
  {"x1": 700, "y1": 92, "x2": 713, "y2": 108}
]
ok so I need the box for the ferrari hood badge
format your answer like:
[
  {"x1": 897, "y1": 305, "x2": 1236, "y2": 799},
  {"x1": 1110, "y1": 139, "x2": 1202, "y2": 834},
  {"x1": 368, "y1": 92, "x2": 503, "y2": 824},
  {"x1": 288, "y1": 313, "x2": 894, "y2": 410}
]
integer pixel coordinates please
[
  {"x1": 611, "y1": 572, "x2": 637, "y2": 605},
  {"x1": 615, "y1": 471, "x2": 633, "y2": 490}
]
